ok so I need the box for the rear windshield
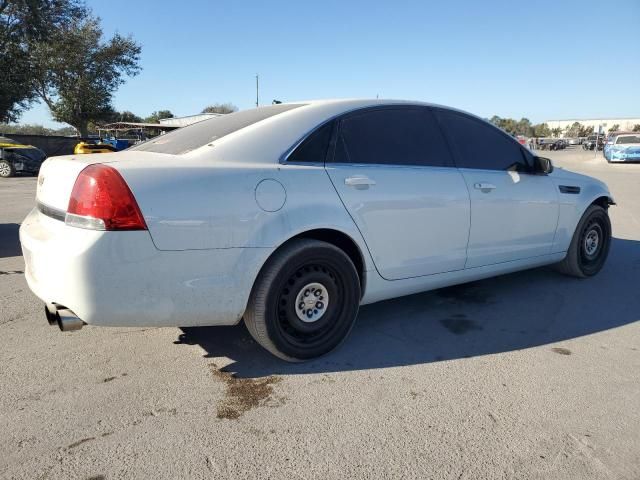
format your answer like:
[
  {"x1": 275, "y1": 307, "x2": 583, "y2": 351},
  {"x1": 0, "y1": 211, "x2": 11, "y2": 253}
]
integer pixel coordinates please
[
  {"x1": 616, "y1": 135, "x2": 640, "y2": 144},
  {"x1": 130, "y1": 104, "x2": 305, "y2": 155}
]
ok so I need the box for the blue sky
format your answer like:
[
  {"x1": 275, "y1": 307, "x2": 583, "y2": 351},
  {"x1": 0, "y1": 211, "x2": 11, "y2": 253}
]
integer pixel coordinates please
[{"x1": 20, "y1": 0, "x2": 640, "y2": 127}]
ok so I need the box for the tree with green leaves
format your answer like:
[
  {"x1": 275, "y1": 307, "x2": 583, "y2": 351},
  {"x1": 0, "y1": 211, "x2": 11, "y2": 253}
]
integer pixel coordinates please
[
  {"x1": 114, "y1": 111, "x2": 143, "y2": 123},
  {"x1": 202, "y1": 103, "x2": 238, "y2": 114},
  {"x1": 532, "y1": 123, "x2": 550, "y2": 138},
  {"x1": 145, "y1": 110, "x2": 174, "y2": 123},
  {"x1": 565, "y1": 121, "x2": 583, "y2": 137},
  {"x1": 633, "y1": 124, "x2": 640, "y2": 132},
  {"x1": 550, "y1": 127, "x2": 563, "y2": 138},
  {"x1": 608, "y1": 124, "x2": 620, "y2": 133},
  {"x1": 0, "y1": 123, "x2": 76, "y2": 136},
  {"x1": 578, "y1": 125, "x2": 593, "y2": 137},
  {"x1": 0, "y1": 0, "x2": 85, "y2": 122},
  {"x1": 31, "y1": 16, "x2": 141, "y2": 136}
]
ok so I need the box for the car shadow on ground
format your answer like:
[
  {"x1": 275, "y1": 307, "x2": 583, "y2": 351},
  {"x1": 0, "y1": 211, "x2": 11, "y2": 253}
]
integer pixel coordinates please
[
  {"x1": 0, "y1": 224, "x2": 22, "y2": 258},
  {"x1": 176, "y1": 237, "x2": 640, "y2": 377}
]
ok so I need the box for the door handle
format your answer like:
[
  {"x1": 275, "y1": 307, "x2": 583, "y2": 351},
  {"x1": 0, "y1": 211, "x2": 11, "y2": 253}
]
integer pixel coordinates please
[
  {"x1": 474, "y1": 182, "x2": 496, "y2": 192},
  {"x1": 345, "y1": 176, "x2": 376, "y2": 188}
]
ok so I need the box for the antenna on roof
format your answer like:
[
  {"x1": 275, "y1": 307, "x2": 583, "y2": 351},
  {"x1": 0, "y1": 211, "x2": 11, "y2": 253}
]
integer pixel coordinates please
[{"x1": 255, "y1": 74, "x2": 259, "y2": 108}]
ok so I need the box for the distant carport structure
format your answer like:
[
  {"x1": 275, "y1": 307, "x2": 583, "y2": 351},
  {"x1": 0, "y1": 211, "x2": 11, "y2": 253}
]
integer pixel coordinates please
[
  {"x1": 97, "y1": 122, "x2": 181, "y2": 149},
  {"x1": 98, "y1": 121, "x2": 180, "y2": 136}
]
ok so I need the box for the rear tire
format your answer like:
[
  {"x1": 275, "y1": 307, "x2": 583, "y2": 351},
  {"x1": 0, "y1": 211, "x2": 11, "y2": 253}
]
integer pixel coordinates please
[
  {"x1": 244, "y1": 239, "x2": 361, "y2": 361},
  {"x1": 555, "y1": 205, "x2": 611, "y2": 278},
  {"x1": 0, "y1": 160, "x2": 14, "y2": 178}
]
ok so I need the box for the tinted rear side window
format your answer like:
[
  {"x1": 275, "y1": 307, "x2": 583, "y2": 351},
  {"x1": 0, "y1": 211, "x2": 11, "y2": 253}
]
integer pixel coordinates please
[
  {"x1": 130, "y1": 104, "x2": 305, "y2": 155},
  {"x1": 437, "y1": 110, "x2": 529, "y2": 171},
  {"x1": 332, "y1": 107, "x2": 452, "y2": 167},
  {"x1": 287, "y1": 121, "x2": 334, "y2": 163}
]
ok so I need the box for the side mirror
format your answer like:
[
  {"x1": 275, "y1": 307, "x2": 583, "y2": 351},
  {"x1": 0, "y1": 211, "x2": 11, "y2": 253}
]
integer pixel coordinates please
[{"x1": 535, "y1": 156, "x2": 554, "y2": 174}]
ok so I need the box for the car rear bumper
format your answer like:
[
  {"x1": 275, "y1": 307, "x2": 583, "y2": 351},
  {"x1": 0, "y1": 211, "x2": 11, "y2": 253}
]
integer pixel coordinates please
[{"x1": 19, "y1": 208, "x2": 272, "y2": 328}]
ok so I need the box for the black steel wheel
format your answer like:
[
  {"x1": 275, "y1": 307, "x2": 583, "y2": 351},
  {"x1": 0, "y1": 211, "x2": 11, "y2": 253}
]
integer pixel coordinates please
[
  {"x1": 244, "y1": 239, "x2": 361, "y2": 361},
  {"x1": 555, "y1": 204, "x2": 611, "y2": 278}
]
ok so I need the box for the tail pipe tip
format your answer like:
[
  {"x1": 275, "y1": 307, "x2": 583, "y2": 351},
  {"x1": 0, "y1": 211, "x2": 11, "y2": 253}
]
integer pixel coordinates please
[{"x1": 45, "y1": 303, "x2": 85, "y2": 332}]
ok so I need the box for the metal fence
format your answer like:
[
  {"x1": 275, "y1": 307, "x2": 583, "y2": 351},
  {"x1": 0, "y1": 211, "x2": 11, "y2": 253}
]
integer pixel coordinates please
[{"x1": 0, "y1": 133, "x2": 90, "y2": 157}]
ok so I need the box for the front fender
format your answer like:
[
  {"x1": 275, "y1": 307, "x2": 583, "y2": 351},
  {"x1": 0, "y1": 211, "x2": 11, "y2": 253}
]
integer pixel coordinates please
[{"x1": 550, "y1": 171, "x2": 614, "y2": 253}]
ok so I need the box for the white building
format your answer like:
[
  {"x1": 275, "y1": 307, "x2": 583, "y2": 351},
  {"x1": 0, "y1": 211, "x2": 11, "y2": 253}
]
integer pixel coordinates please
[
  {"x1": 159, "y1": 112, "x2": 222, "y2": 127},
  {"x1": 545, "y1": 117, "x2": 640, "y2": 133}
]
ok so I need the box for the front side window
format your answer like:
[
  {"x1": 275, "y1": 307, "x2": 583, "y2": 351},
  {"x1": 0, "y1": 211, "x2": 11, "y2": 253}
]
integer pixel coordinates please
[
  {"x1": 130, "y1": 104, "x2": 305, "y2": 155},
  {"x1": 331, "y1": 107, "x2": 452, "y2": 167},
  {"x1": 437, "y1": 110, "x2": 530, "y2": 171}
]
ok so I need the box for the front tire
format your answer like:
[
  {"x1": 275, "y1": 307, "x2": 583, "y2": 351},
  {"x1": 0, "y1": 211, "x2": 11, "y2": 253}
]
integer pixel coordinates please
[
  {"x1": 555, "y1": 204, "x2": 611, "y2": 278},
  {"x1": 0, "y1": 160, "x2": 14, "y2": 178},
  {"x1": 244, "y1": 239, "x2": 361, "y2": 361}
]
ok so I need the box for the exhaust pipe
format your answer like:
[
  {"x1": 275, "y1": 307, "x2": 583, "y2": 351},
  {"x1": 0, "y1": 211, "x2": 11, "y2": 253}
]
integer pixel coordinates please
[
  {"x1": 45, "y1": 303, "x2": 58, "y2": 326},
  {"x1": 45, "y1": 303, "x2": 85, "y2": 332}
]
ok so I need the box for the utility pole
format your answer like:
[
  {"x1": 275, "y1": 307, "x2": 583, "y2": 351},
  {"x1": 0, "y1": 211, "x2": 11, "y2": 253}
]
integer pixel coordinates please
[{"x1": 255, "y1": 74, "x2": 259, "y2": 108}]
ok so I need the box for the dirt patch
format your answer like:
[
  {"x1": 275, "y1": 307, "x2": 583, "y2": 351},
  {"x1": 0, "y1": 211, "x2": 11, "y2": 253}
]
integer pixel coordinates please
[
  {"x1": 440, "y1": 314, "x2": 483, "y2": 335},
  {"x1": 552, "y1": 347, "x2": 572, "y2": 355},
  {"x1": 210, "y1": 363, "x2": 282, "y2": 420}
]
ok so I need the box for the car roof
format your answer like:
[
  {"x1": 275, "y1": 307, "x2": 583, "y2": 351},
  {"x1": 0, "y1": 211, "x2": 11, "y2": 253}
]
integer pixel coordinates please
[{"x1": 194, "y1": 98, "x2": 481, "y2": 164}]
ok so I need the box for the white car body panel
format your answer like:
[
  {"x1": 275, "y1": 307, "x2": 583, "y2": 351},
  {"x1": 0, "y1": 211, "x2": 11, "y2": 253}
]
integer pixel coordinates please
[
  {"x1": 548, "y1": 168, "x2": 614, "y2": 253},
  {"x1": 20, "y1": 208, "x2": 272, "y2": 327},
  {"x1": 458, "y1": 168, "x2": 559, "y2": 268},
  {"x1": 19, "y1": 99, "x2": 614, "y2": 329},
  {"x1": 326, "y1": 163, "x2": 470, "y2": 279}
]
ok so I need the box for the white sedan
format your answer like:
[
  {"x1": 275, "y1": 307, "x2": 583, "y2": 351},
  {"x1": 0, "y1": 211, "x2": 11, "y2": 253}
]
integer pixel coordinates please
[{"x1": 20, "y1": 99, "x2": 614, "y2": 361}]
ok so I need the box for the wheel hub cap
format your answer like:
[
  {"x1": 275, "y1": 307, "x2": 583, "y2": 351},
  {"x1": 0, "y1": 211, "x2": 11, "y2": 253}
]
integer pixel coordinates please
[
  {"x1": 295, "y1": 282, "x2": 329, "y2": 323},
  {"x1": 584, "y1": 229, "x2": 599, "y2": 256},
  {"x1": 0, "y1": 163, "x2": 9, "y2": 176}
]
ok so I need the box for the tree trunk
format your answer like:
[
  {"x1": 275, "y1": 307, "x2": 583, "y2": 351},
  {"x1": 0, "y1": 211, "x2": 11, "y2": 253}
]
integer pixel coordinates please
[{"x1": 77, "y1": 121, "x2": 89, "y2": 138}]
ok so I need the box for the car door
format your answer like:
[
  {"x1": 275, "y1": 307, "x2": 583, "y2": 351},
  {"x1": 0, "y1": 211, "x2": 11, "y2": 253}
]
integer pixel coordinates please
[
  {"x1": 324, "y1": 106, "x2": 470, "y2": 280},
  {"x1": 435, "y1": 108, "x2": 559, "y2": 269}
]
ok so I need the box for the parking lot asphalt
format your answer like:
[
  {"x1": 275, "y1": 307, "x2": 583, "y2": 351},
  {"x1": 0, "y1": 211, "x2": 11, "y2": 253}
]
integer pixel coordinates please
[{"x1": 1, "y1": 149, "x2": 639, "y2": 480}]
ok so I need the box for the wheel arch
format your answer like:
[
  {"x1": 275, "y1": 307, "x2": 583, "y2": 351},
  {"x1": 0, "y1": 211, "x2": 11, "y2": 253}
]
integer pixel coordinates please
[
  {"x1": 255, "y1": 228, "x2": 368, "y2": 299},
  {"x1": 590, "y1": 194, "x2": 615, "y2": 209}
]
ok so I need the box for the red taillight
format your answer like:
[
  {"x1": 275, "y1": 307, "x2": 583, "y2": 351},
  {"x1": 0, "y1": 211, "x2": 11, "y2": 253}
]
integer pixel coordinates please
[{"x1": 66, "y1": 164, "x2": 147, "y2": 231}]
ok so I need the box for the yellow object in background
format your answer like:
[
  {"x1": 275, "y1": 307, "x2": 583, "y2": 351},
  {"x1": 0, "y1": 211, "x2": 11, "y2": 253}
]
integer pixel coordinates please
[{"x1": 74, "y1": 142, "x2": 116, "y2": 154}]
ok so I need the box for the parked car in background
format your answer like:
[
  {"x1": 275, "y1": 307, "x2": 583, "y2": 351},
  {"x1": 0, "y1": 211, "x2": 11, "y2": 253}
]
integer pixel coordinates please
[
  {"x1": 549, "y1": 139, "x2": 568, "y2": 151},
  {"x1": 536, "y1": 137, "x2": 557, "y2": 150},
  {"x1": 515, "y1": 135, "x2": 528, "y2": 146},
  {"x1": 603, "y1": 133, "x2": 640, "y2": 162},
  {"x1": 20, "y1": 99, "x2": 614, "y2": 361},
  {"x1": 583, "y1": 134, "x2": 604, "y2": 151},
  {"x1": 567, "y1": 137, "x2": 580, "y2": 145},
  {"x1": 0, "y1": 136, "x2": 47, "y2": 177}
]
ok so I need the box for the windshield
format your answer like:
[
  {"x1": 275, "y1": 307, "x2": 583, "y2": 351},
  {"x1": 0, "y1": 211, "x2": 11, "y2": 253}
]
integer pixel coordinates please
[
  {"x1": 616, "y1": 135, "x2": 640, "y2": 144},
  {"x1": 130, "y1": 104, "x2": 305, "y2": 155}
]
